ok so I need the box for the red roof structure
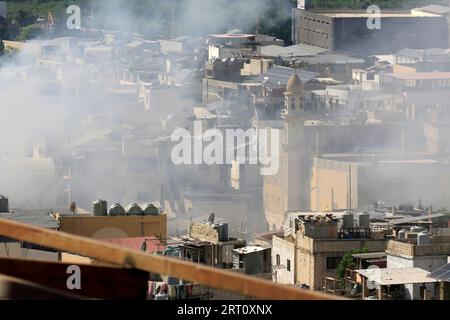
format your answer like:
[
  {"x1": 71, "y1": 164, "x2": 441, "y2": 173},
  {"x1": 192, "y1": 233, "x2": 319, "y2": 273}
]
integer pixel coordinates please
[{"x1": 102, "y1": 236, "x2": 164, "y2": 253}]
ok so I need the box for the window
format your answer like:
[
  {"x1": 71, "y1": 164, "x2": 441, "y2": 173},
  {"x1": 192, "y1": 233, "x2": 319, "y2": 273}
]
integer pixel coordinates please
[
  {"x1": 287, "y1": 259, "x2": 291, "y2": 272},
  {"x1": 326, "y1": 257, "x2": 341, "y2": 270},
  {"x1": 291, "y1": 99, "x2": 296, "y2": 110},
  {"x1": 276, "y1": 254, "x2": 281, "y2": 266}
]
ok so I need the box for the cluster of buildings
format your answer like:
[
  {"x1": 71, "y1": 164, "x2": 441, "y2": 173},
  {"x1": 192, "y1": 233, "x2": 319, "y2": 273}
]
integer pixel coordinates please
[{"x1": 1, "y1": 1, "x2": 450, "y2": 300}]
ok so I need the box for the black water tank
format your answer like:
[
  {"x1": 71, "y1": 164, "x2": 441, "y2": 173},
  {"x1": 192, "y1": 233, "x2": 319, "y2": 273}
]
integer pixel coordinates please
[{"x1": 0, "y1": 195, "x2": 9, "y2": 213}]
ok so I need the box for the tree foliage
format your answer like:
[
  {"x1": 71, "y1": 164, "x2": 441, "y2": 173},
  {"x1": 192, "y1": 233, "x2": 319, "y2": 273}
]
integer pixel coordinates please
[
  {"x1": 336, "y1": 247, "x2": 368, "y2": 287},
  {"x1": 17, "y1": 23, "x2": 43, "y2": 41}
]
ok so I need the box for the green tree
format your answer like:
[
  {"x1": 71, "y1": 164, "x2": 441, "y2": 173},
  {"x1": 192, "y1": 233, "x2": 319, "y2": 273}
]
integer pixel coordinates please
[
  {"x1": 18, "y1": 24, "x2": 44, "y2": 41},
  {"x1": 336, "y1": 247, "x2": 368, "y2": 287}
]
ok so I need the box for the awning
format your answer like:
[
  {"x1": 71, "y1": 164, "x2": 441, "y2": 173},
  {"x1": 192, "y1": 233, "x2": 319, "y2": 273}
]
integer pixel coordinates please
[
  {"x1": 352, "y1": 252, "x2": 386, "y2": 260},
  {"x1": 354, "y1": 267, "x2": 438, "y2": 285}
]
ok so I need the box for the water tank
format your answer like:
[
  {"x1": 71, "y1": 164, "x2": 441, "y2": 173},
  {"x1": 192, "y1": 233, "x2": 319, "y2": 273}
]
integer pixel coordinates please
[
  {"x1": 219, "y1": 222, "x2": 229, "y2": 242},
  {"x1": 92, "y1": 199, "x2": 108, "y2": 216},
  {"x1": 342, "y1": 211, "x2": 354, "y2": 229},
  {"x1": 398, "y1": 229, "x2": 407, "y2": 240},
  {"x1": 0, "y1": 195, "x2": 9, "y2": 213},
  {"x1": 417, "y1": 231, "x2": 431, "y2": 245},
  {"x1": 214, "y1": 223, "x2": 224, "y2": 242},
  {"x1": 109, "y1": 203, "x2": 126, "y2": 216},
  {"x1": 358, "y1": 212, "x2": 370, "y2": 228},
  {"x1": 126, "y1": 203, "x2": 143, "y2": 216},
  {"x1": 155, "y1": 293, "x2": 169, "y2": 301},
  {"x1": 410, "y1": 226, "x2": 425, "y2": 233},
  {"x1": 143, "y1": 203, "x2": 160, "y2": 216}
]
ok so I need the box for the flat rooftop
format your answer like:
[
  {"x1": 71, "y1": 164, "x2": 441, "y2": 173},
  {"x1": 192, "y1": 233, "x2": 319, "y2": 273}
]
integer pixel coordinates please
[
  {"x1": 355, "y1": 267, "x2": 438, "y2": 285},
  {"x1": 386, "y1": 72, "x2": 450, "y2": 80},
  {"x1": 311, "y1": 10, "x2": 441, "y2": 18}
]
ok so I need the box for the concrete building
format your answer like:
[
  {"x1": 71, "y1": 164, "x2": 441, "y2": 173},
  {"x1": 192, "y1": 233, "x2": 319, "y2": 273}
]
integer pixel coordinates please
[
  {"x1": 386, "y1": 233, "x2": 450, "y2": 299},
  {"x1": 272, "y1": 213, "x2": 388, "y2": 290},
  {"x1": 178, "y1": 220, "x2": 246, "y2": 269},
  {"x1": 232, "y1": 246, "x2": 271, "y2": 275},
  {"x1": 292, "y1": 7, "x2": 449, "y2": 56},
  {"x1": 382, "y1": 72, "x2": 450, "y2": 122},
  {"x1": 208, "y1": 34, "x2": 256, "y2": 61},
  {"x1": 311, "y1": 154, "x2": 450, "y2": 211}
]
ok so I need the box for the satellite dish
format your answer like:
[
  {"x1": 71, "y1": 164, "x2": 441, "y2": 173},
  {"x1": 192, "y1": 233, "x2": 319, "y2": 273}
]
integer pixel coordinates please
[{"x1": 208, "y1": 213, "x2": 215, "y2": 224}]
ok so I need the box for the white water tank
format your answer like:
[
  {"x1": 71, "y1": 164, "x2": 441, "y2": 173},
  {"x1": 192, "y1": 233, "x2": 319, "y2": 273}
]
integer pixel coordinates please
[
  {"x1": 417, "y1": 231, "x2": 431, "y2": 245},
  {"x1": 398, "y1": 229, "x2": 407, "y2": 240},
  {"x1": 410, "y1": 226, "x2": 425, "y2": 233}
]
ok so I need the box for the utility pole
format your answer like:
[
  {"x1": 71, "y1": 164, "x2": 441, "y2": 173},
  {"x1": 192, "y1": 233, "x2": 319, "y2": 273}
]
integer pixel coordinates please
[{"x1": 349, "y1": 164, "x2": 352, "y2": 213}]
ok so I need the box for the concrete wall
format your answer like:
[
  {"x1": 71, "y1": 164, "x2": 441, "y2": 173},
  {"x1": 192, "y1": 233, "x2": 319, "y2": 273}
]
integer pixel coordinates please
[
  {"x1": 310, "y1": 158, "x2": 357, "y2": 211},
  {"x1": 59, "y1": 215, "x2": 167, "y2": 240},
  {"x1": 263, "y1": 152, "x2": 286, "y2": 230},
  {"x1": 387, "y1": 254, "x2": 443, "y2": 299},
  {"x1": 297, "y1": 235, "x2": 387, "y2": 290},
  {"x1": 312, "y1": 157, "x2": 450, "y2": 211},
  {"x1": 292, "y1": 10, "x2": 333, "y2": 48},
  {"x1": 272, "y1": 235, "x2": 295, "y2": 285}
]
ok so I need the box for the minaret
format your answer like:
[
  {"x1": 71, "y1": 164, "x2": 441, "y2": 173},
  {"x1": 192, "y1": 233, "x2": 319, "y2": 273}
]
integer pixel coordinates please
[{"x1": 282, "y1": 73, "x2": 310, "y2": 212}]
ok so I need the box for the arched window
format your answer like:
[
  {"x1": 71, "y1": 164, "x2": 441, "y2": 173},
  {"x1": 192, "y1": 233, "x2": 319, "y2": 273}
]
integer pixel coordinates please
[{"x1": 291, "y1": 98, "x2": 296, "y2": 110}]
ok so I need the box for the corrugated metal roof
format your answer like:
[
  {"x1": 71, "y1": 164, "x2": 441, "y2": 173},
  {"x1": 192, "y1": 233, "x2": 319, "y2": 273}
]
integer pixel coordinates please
[
  {"x1": 261, "y1": 44, "x2": 363, "y2": 65},
  {"x1": 387, "y1": 213, "x2": 444, "y2": 225},
  {"x1": 428, "y1": 263, "x2": 450, "y2": 282},
  {"x1": 261, "y1": 43, "x2": 328, "y2": 58},
  {"x1": 103, "y1": 236, "x2": 164, "y2": 253},
  {"x1": 255, "y1": 66, "x2": 318, "y2": 85},
  {"x1": 0, "y1": 209, "x2": 60, "y2": 229},
  {"x1": 299, "y1": 52, "x2": 364, "y2": 65}
]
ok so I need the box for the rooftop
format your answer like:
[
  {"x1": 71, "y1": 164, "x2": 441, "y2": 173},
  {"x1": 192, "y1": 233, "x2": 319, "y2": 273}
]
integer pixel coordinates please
[
  {"x1": 255, "y1": 66, "x2": 318, "y2": 86},
  {"x1": 233, "y1": 246, "x2": 267, "y2": 254},
  {"x1": 102, "y1": 236, "x2": 164, "y2": 253},
  {"x1": 311, "y1": 9, "x2": 441, "y2": 18},
  {"x1": 386, "y1": 213, "x2": 444, "y2": 225},
  {"x1": 386, "y1": 72, "x2": 450, "y2": 80},
  {"x1": 260, "y1": 44, "x2": 364, "y2": 65},
  {"x1": 352, "y1": 252, "x2": 387, "y2": 260},
  {"x1": 428, "y1": 263, "x2": 450, "y2": 282},
  {"x1": 354, "y1": 267, "x2": 438, "y2": 285}
]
